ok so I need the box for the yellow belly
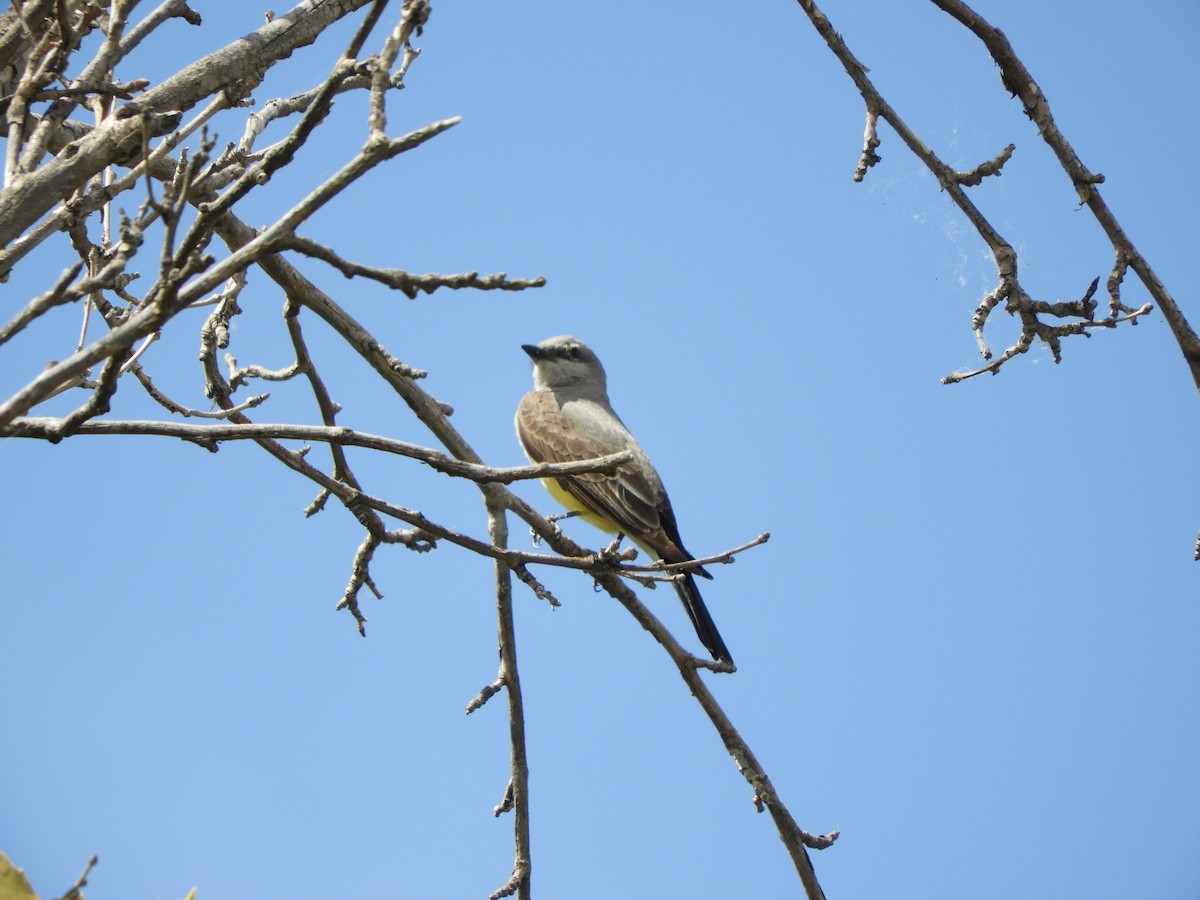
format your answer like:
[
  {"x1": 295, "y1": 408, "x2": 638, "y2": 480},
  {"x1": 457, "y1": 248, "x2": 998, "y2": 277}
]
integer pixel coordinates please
[
  {"x1": 542, "y1": 477, "x2": 621, "y2": 534},
  {"x1": 542, "y1": 477, "x2": 664, "y2": 568}
]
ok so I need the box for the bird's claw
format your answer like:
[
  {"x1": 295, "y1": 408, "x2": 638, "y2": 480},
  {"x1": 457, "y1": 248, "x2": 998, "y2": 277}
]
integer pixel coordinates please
[
  {"x1": 532, "y1": 509, "x2": 582, "y2": 547},
  {"x1": 597, "y1": 532, "x2": 637, "y2": 568}
]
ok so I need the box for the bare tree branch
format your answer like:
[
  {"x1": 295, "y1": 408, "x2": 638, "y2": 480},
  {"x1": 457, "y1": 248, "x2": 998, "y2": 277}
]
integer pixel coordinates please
[
  {"x1": 0, "y1": 0, "x2": 377, "y2": 247},
  {"x1": 535, "y1": 542, "x2": 837, "y2": 899},
  {"x1": 1, "y1": 416, "x2": 632, "y2": 482},
  {"x1": 484, "y1": 496, "x2": 532, "y2": 900},
  {"x1": 793, "y1": 0, "x2": 1170, "y2": 387},
  {"x1": 58, "y1": 853, "x2": 99, "y2": 900},
  {"x1": 927, "y1": 0, "x2": 1200, "y2": 391},
  {"x1": 0, "y1": 2, "x2": 832, "y2": 895},
  {"x1": 283, "y1": 233, "x2": 547, "y2": 298}
]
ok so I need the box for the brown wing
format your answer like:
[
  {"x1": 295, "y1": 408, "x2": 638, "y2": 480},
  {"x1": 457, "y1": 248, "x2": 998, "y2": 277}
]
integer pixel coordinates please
[
  {"x1": 516, "y1": 391, "x2": 705, "y2": 572},
  {"x1": 517, "y1": 391, "x2": 727, "y2": 662}
]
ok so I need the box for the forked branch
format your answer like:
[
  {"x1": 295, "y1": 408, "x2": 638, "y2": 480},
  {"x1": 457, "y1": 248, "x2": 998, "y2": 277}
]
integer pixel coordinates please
[{"x1": 794, "y1": 0, "x2": 1173, "y2": 386}]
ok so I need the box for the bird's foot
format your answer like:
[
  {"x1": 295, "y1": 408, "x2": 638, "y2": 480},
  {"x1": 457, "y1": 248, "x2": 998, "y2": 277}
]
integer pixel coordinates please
[
  {"x1": 530, "y1": 510, "x2": 581, "y2": 547},
  {"x1": 597, "y1": 532, "x2": 637, "y2": 568}
]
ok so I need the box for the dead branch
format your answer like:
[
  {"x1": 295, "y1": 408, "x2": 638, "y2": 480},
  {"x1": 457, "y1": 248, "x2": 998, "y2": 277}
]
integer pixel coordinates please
[
  {"x1": 927, "y1": 0, "x2": 1200, "y2": 390},
  {"x1": 485, "y1": 496, "x2": 532, "y2": 900},
  {"x1": 794, "y1": 0, "x2": 1168, "y2": 388},
  {"x1": 1, "y1": 417, "x2": 632, "y2": 481},
  {"x1": 0, "y1": 0, "x2": 377, "y2": 247},
  {"x1": 0, "y1": 2, "x2": 831, "y2": 895},
  {"x1": 283, "y1": 233, "x2": 547, "y2": 299}
]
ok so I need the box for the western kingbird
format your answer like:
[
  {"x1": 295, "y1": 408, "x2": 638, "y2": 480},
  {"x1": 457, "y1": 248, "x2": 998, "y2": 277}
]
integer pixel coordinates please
[{"x1": 515, "y1": 335, "x2": 733, "y2": 664}]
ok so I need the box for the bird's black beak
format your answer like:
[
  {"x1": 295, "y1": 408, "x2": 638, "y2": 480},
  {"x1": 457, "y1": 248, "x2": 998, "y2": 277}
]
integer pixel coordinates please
[{"x1": 521, "y1": 344, "x2": 545, "y2": 360}]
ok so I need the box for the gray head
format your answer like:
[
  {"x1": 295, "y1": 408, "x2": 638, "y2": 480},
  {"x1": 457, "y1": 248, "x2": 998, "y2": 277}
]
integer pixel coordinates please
[{"x1": 521, "y1": 335, "x2": 608, "y2": 392}]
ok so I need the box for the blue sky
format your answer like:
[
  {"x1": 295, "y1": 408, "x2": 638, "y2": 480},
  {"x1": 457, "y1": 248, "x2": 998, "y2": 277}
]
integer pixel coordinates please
[{"x1": 3, "y1": 1, "x2": 1199, "y2": 898}]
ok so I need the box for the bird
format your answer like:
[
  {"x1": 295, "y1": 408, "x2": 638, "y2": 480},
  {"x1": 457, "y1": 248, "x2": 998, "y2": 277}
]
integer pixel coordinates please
[{"x1": 514, "y1": 335, "x2": 733, "y2": 664}]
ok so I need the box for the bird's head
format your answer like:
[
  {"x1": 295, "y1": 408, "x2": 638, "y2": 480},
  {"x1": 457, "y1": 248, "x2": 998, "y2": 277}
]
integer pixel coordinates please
[{"x1": 522, "y1": 335, "x2": 607, "y2": 391}]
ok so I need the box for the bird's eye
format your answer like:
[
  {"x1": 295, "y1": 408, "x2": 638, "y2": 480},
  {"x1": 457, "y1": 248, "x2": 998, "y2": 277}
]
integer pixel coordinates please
[{"x1": 567, "y1": 346, "x2": 581, "y2": 359}]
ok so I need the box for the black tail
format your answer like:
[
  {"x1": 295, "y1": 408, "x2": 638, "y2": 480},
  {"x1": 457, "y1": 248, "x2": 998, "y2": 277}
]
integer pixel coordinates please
[{"x1": 675, "y1": 573, "x2": 733, "y2": 665}]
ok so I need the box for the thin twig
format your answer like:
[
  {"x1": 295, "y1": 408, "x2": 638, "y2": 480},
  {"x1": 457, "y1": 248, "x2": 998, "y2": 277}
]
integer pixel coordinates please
[
  {"x1": 795, "y1": 0, "x2": 1165, "y2": 391},
  {"x1": 927, "y1": 0, "x2": 1199, "y2": 390},
  {"x1": 284, "y1": 233, "x2": 546, "y2": 298},
  {"x1": 1, "y1": 417, "x2": 632, "y2": 482},
  {"x1": 58, "y1": 853, "x2": 99, "y2": 900}
]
